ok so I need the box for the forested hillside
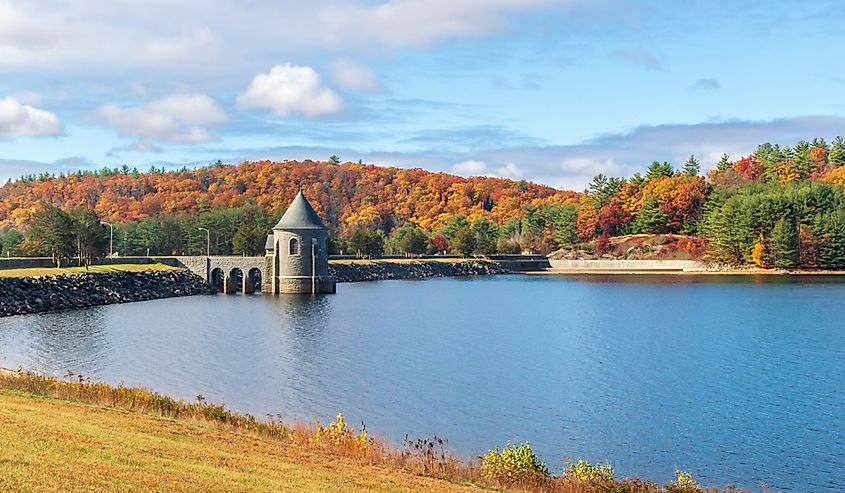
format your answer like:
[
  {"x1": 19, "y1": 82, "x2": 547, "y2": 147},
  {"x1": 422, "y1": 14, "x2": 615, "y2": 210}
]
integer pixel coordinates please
[
  {"x1": 0, "y1": 160, "x2": 580, "y2": 258},
  {"x1": 3, "y1": 136, "x2": 845, "y2": 268}
]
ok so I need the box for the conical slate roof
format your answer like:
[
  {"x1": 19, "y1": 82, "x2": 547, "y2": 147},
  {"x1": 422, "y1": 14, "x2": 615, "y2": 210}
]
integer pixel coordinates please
[{"x1": 273, "y1": 190, "x2": 327, "y2": 231}]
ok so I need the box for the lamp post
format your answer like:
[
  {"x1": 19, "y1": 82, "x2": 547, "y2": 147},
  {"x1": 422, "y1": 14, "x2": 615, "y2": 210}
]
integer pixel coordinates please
[
  {"x1": 102, "y1": 222, "x2": 114, "y2": 258},
  {"x1": 198, "y1": 227, "x2": 210, "y2": 256}
]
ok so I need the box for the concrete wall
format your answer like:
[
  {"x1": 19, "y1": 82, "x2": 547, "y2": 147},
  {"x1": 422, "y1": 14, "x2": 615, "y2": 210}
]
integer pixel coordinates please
[{"x1": 549, "y1": 259, "x2": 704, "y2": 271}]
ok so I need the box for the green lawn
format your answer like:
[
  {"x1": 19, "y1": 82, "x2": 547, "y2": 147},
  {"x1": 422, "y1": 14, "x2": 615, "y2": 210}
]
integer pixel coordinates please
[{"x1": 0, "y1": 263, "x2": 180, "y2": 278}]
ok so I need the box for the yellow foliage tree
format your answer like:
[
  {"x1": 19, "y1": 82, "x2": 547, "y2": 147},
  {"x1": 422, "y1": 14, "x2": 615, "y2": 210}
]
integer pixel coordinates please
[{"x1": 751, "y1": 233, "x2": 768, "y2": 267}]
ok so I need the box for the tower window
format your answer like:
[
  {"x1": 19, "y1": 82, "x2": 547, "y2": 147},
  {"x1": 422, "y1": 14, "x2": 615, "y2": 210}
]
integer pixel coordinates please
[{"x1": 289, "y1": 238, "x2": 299, "y2": 255}]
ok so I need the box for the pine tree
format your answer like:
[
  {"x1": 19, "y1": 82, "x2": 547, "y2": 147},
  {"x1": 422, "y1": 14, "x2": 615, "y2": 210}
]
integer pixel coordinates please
[
  {"x1": 769, "y1": 218, "x2": 797, "y2": 268},
  {"x1": 631, "y1": 196, "x2": 670, "y2": 234},
  {"x1": 683, "y1": 155, "x2": 701, "y2": 176},
  {"x1": 830, "y1": 136, "x2": 845, "y2": 167},
  {"x1": 792, "y1": 140, "x2": 813, "y2": 179},
  {"x1": 646, "y1": 161, "x2": 674, "y2": 181},
  {"x1": 716, "y1": 153, "x2": 732, "y2": 171}
]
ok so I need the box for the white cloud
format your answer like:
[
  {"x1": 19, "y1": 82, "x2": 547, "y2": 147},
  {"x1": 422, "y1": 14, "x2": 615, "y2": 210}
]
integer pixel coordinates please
[
  {"x1": 0, "y1": 96, "x2": 63, "y2": 137},
  {"x1": 315, "y1": 0, "x2": 558, "y2": 49},
  {"x1": 141, "y1": 28, "x2": 218, "y2": 64},
  {"x1": 237, "y1": 64, "x2": 343, "y2": 118},
  {"x1": 451, "y1": 159, "x2": 488, "y2": 175},
  {"x1": 0, "y1": 1, "x2": 568, "y2": 70},
  {"x1": 451, "y1": 159, "x2": 524, "y2": 179},
  {"x1": 96, "y1": 94, "x2": 227, "y2": 144},
  {"x1": 330, "y1": 59, "x2": 381, "y2": 92}
]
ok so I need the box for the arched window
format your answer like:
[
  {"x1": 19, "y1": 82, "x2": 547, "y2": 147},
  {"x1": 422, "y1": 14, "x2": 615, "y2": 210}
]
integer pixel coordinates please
[{"x1": 289, "y1": 237, "x2": 299, "y2": 255}]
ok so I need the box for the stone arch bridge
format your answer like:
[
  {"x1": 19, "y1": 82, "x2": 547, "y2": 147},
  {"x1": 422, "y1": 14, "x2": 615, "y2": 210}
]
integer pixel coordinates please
[{"x1": 163, "y1": 256, "x2": 268, "y2": 294}]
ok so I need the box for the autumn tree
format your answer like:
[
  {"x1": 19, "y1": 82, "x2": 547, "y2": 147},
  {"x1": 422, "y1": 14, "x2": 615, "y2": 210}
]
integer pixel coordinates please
[{"x1": 431, "y1": 234, "x2": 449, "y2": 254}]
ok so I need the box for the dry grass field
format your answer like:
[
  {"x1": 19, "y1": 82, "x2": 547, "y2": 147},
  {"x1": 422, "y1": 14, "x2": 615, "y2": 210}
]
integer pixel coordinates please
[{"x1": 0, "y1": 389, "x2": 489, "y2": 493}]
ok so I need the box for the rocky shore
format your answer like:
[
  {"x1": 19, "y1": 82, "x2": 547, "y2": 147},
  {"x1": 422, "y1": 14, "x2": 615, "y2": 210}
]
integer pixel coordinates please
[
  {"x1": 330, "y1": 260, "x2": 508, "y2": 282},
  {"x1": 0, "y1": 270, "x2": 214, "y2": 317}
]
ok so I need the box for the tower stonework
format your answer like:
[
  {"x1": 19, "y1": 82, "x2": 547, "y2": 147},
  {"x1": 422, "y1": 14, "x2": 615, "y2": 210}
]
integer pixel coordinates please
[{"x1": 263, "y1": 190, "x2": 336, "y2": 294}]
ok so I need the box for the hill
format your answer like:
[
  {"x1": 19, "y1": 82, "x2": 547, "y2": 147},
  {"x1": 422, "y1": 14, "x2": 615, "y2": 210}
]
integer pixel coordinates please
[{"x1": 0, "y1": 160, "x2": 579, "y2": 234}]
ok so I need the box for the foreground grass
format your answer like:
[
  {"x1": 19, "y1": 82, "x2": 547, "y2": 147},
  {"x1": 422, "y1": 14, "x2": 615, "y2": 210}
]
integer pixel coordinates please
[
  {"x1": 0, "y1": 263, "x2": 179, "y2": 278},
  {"x1": 0, "y1": 390, "x2": 485, "y2": 493},
  {"x1": 0, "y1": 370, "x2": 757, "y2": 493}
]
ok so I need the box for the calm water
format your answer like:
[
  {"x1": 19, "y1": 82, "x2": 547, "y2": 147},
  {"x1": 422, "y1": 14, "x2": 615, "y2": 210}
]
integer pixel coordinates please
[{"x1": 1, "y1": 274, "x2": 844, "y2": 492}]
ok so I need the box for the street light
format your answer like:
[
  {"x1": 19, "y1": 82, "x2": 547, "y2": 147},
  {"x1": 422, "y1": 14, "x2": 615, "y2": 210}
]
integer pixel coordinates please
[
  {"x1": 198, "y1": 227, "x2": 210, "y2": 256},
  {"x1": 102, "y1": 222, "x2": 114, "y2": 258}
]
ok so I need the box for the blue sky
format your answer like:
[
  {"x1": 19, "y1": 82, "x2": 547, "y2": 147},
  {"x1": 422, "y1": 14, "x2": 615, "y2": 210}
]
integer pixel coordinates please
[{"x1": 0, "y1": 0, "x2": 843, "y2": 189}]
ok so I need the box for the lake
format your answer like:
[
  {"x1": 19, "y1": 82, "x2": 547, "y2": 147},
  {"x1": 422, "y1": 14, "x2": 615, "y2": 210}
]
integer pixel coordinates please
[{"x1": 1, "y1": 274, "x2": 843, "y2": 492}]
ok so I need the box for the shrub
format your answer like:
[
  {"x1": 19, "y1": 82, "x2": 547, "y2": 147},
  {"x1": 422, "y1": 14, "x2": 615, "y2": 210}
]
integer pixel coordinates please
[
  {"x1": 665, "y1": 469, "x2": 704, "y2": 493},
  {"x1": 564, "y1": 458, "x2": 615, "y2": 483},
  {"x1": 481, "y1": 442, "x2": 550, "y2": 484},
  {"x1": 311, "y1": 414, "x2": 371, "y2": 452}
]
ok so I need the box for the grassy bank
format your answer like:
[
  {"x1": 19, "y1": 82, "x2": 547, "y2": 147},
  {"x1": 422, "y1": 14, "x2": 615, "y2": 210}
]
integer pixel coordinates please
[
  {"x1": 0, "y1": 263, "x2": 179, "y2": 278},
  {"x1": 0, "y1": 370, "x2": 755, "y2": 493}
]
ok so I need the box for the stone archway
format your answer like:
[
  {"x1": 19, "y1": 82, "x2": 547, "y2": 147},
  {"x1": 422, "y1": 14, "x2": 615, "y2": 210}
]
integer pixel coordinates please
[
  {"x1": 210, "y1": 268, "x2": 224, "y2": 292},
  {"x1": 227, "y1": 268, "x2": 244, "y2": 294},
  {"x1": 247, "y1": 268, "x2": 262, "y2": 294}
]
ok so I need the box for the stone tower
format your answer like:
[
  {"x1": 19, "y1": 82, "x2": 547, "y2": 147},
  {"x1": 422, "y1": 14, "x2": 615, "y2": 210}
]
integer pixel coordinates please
[{"x1": 264, "y1": 190, "x2": 336, "y2": 294}]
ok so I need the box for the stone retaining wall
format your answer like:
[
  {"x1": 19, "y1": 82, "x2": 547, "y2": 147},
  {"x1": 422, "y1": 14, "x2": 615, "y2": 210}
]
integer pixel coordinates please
[
  {"x1": 330, "y1": 260, "x2": 508, "y2": 282},
  {"x1": 0, "y1": 270, "x2": 214, "y2": 317}
]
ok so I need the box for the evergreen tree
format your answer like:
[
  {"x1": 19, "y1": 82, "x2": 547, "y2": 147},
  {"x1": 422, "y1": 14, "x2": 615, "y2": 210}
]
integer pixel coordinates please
[
  {"x1": 770, "y1": 218, "x2": 797, "y2": 268},
  {"x1": 0, "y1": 228, "x2": 22, "y2": 256},
  {"x1": 451, "y1": 227, "x2": 476, "y2": 256},
  {"x1": 348, "y1": 229, "x2": 384, "y2": 257},
  {"x1": 470, "y1": 218, "x2": 498, "y2": 255},
  {"x1": 68, "y1": 208, "x2": 107, "y2": 267},
  {"x1": 812, "y1": 212, "x2": 845, "y2": 268},
  {"x1": 385, "y1": 223, "x2": 428, "y2": 255},
  {"x1": 830, "y1": 136, "x2": 845, "y2": 167},
  {"x1": 646, "y1": 161, "x2": 674, "y2": 181},
  {"x1": 716, "y1": 153, "x2": 732, "y2": 171},
  {"x1": 443, "y1": 215, "x2": 470, "y2": 241},
  {"x1": 25, "y1": 206, "x2": 76, "y2": 267},
  {"x1": 553, "y1": 205, "x2": 578, "y2": 246},
  {"x1": 683, "y1": 155, "x2": 701, "y2": 176},
  {"x1": 703, "y1": 198, "x2": 754, "y2": 263},
  {"x1": 631, "y1": 196, "x2": 670, "y2": 234},
  {"x1": 792, "y1": 140, "x2": 813, "y2": 179}
]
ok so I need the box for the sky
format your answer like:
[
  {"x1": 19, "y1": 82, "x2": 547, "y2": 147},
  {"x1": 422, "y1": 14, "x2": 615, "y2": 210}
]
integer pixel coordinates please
[{"x1": 0, "y1": 0, "x2": 844, "y2": 190}]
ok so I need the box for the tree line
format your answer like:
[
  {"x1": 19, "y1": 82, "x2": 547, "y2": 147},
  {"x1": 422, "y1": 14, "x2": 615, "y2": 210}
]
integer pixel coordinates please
[{"x1": 4, "y1": 136, "x2": 845, "y2": 267}]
